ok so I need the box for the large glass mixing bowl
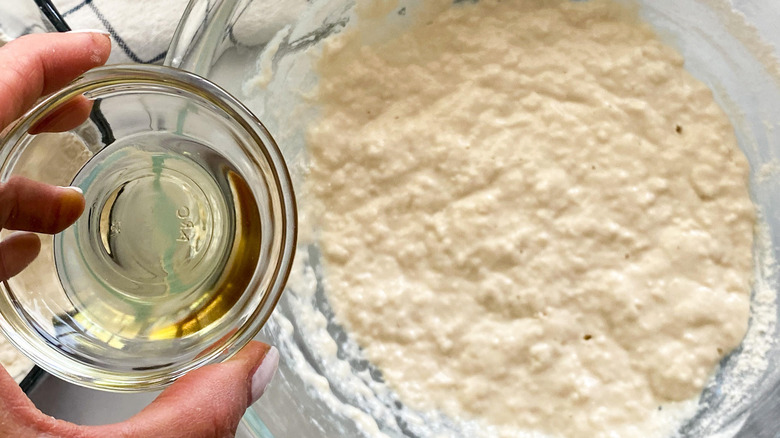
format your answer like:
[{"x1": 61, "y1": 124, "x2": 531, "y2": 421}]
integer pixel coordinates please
[{"x1": 169, "y1": 0, "x2": 780, "y2": 436}]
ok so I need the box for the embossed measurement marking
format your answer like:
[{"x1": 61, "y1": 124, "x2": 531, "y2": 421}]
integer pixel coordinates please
[{"x1": 177, "y1": 206, "x2": 194, "y2": 242}]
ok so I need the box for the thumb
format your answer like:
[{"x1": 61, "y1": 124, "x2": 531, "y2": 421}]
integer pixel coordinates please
[{"x1": 90, "y1": 342, "x2": 279, "y2": 438}]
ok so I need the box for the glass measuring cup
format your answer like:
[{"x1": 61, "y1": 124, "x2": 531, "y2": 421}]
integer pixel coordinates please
[{"x1": 0, "y1": 55, "x2": 296, "y2": 390}]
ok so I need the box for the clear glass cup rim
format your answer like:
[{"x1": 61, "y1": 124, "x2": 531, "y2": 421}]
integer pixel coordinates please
[{"x1": 0, "y1": 64, "x2": 298, "y2": 392}]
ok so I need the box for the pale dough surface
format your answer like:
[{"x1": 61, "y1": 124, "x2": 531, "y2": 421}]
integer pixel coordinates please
[{"x1": 307, "y1": 1, "x2": 755, "y2": 436}]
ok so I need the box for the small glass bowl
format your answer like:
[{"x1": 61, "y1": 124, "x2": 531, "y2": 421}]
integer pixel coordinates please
[{"x1": 0, "y1": 65, "x2": 296, "y2": 391}]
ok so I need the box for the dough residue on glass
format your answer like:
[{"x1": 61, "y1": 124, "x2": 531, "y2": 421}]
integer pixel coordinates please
[
  {"x1": 0, "y1": 335, "x2": 32, "y2": 383},
  {"x1": 305, "y1": 0, "x2": 756, "y2": 437}
]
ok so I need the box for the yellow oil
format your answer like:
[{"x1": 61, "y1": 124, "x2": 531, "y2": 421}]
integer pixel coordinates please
[{"x1": 54, "y1": 133, "x2": 262, "y2": 348}]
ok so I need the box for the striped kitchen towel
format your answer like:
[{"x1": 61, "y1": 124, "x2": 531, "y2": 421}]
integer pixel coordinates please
[
  {"x1": 0, "y1": 0, "x2": 189, "y2": 64},
  {"x1": 0, "y1": 0, "x2": 310, "y2": 65}
]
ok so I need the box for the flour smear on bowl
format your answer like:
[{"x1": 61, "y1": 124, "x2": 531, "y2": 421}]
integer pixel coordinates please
[{"x1": 302, "y1": 0, "x2": 757, "y2": 437}]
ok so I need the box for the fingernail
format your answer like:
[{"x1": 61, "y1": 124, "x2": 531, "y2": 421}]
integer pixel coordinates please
[
  {"x1": 249, "y1": 346, "x2": 279, "y2": 405},
  {"x1": 66, "y1": 29, "x2": 110, "y2": 36},
  {"x1": 58, "y1": 186, "x2": 83, "y2": 195}
]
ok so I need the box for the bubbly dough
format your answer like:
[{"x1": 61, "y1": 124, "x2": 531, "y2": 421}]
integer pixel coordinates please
[{"x1": 307, "y1": 1, "x2": 755, "y2": 436}]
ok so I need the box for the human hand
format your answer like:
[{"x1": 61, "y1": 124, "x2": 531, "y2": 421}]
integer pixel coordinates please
[{"x1": 0, "y1": 32, "x2": 278, "y2": 438}]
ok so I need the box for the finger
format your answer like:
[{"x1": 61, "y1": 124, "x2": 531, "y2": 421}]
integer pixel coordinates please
[
  {"x1": 0, "y1": 177, "x2": 85, "y2": 234},
  {"x1": 0, "y1": 232, "x2": 40, "y2": 281},
  {"x1": 0, "y1": 343, "x2": 278, "y2": 438},
  {"x1": 0, "y1": 32, "x2": 111, "y2": 130},
  {"x1": 28, "y1": 96, "x2": 93, "y2": 134},
  {"x1": 90, "y1": 342, "x2": 279, "y2": 438},
  {"x1": 0, "y1": 365, "x2": 51, "y2": 437},
  {"x1": 0, "y1": 362, "x2": 88, "y2": 438}
]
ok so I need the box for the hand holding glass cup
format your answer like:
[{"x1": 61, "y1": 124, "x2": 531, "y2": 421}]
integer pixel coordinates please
[{"x1": 0, "y1": 31, "x2": 296, "y2": 393}]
